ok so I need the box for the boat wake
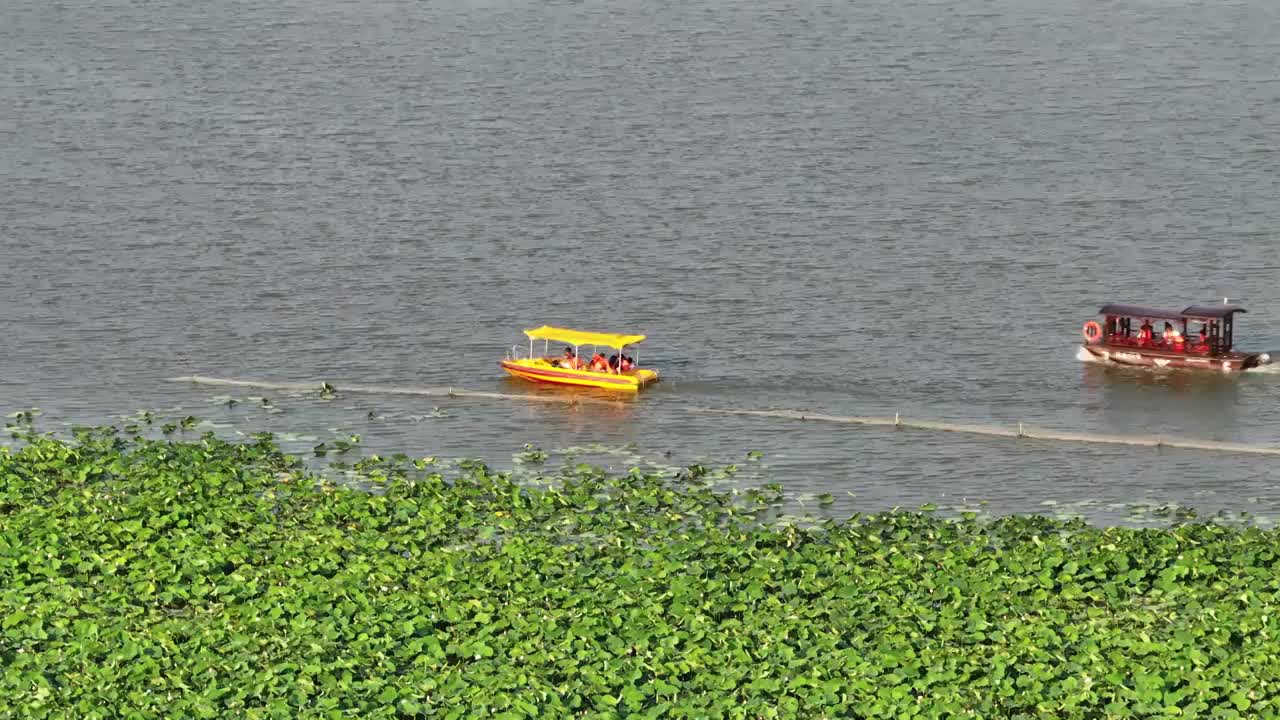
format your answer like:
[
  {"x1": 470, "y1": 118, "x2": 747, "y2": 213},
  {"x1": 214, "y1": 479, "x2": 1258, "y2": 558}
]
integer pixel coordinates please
[{"x1": 1246, "y1": 361, "x2": 1280, "y2": 375}]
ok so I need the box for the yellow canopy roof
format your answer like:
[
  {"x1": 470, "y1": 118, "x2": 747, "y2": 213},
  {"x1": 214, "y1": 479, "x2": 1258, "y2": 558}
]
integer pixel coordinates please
[{"x1": 523, "y1": 325, "x2": 646, "y2": 349}]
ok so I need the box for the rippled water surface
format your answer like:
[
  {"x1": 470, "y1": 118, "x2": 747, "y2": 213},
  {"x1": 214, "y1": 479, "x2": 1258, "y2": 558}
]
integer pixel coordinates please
[{"x1": 4, "y1": 0, "x2": 1280, "y2": 523}]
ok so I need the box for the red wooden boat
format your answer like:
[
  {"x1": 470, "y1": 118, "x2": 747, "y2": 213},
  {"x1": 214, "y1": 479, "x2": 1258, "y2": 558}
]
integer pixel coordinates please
[{"x1": 1079, "y1": 302, "x2": 1271, "y2": 372}]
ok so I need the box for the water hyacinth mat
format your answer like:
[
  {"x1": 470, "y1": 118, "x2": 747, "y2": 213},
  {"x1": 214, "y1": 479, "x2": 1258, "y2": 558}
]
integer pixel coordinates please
[{"x1": 2, "y1": 422, "x2": 1279, "y2": 718}]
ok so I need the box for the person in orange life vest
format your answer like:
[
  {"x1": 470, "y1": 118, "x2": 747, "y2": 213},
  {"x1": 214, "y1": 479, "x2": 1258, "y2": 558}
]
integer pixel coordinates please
[
  {"x1": 1162, "y1": 322, "x2": 1184, "y2": 350},
  {"x1": 1137, "y1": 320, "x2": 1154, "y2": 345},
  {"x1": 589, "y1": 353, "x2": 612, "y2": 373},
  {"x1": 1194, "y1": 326, "x2": 1210, "y2": 352}
]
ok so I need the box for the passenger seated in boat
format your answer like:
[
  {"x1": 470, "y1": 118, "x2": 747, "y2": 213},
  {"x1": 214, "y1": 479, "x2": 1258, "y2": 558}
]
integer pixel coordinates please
[
  {"x1": 620, "y1": 355, "x2": 634, "y2": 371},
  {"x1": 1162, "y1": 322, "x2": 1184, "y2": 350},
  {"x1": 1137, "y1": 321, "x2": 1154, "y2": 346},
  {"x1": 1193, "y1": 326, "x2": 1210, "y2": 352},
  {"x1": 589, "y1": 353, "x2": 613, "y2": 373},
  {"x1": 557, "y1": 347, "x2": 584, "y2": 370}
]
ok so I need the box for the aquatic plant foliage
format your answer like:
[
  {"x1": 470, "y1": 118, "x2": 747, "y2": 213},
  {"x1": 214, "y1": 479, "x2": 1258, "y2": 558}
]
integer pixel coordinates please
[{"x1": 2, "y1": 427, "x2": 1280, "y2": 717}]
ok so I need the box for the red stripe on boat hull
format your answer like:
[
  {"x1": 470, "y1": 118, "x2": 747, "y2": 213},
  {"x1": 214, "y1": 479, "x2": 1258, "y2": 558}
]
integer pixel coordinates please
[{"x1": 498, "y1": 361, "x2": 643, "y2": 386}]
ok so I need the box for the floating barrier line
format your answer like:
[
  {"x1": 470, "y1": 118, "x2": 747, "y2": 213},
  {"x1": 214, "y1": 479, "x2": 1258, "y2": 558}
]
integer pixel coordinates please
[
  {"x1": 167, "y1": 376, "x2": 1280, "y2": 458},
  {"x1": 687, "y1": 407, "x2": 1280, "y2": 457},
  {"x1": 165, "y1": 376, "x2": 626, "y2": 407}
]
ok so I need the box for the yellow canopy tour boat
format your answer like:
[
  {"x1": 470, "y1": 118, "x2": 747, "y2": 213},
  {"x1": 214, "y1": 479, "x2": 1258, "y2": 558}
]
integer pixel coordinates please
[{"x1": 499, "y1": 325, "x2": 659, "y2": 392}]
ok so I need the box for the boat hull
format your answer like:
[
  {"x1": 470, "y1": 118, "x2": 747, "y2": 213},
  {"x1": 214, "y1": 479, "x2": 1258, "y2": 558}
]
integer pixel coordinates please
[
  {"x1": 1080, "y1": 343, "x2": 1271, "y2": 372},
  {"x1": 499, "y1": 359, "x2": 659, "y2": 391}
]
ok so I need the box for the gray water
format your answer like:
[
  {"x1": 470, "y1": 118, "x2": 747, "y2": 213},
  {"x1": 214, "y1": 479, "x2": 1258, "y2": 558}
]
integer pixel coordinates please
[{"x1": 4, "y1": 0, "x2": 1280, "y2": 524}]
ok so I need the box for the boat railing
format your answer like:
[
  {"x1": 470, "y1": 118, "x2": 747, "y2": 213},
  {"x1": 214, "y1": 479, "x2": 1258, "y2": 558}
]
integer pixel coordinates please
[{"x1": 507, "y1": 345, "x2": 546, "y2": 361}]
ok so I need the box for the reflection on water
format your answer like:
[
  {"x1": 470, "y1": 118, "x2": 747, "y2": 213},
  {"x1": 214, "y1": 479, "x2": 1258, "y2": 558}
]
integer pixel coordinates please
[
  {"x1": 497, "y1": 377, "x2": 644, "y2": 407},
  {"x1": 496, "y1": 379, "x2": 642, "y2": 442},
  {"x1": 1082, "y1": 363, "x2": 1244, "y2": 394},
  {"x1": 1080, "y1": 363, "x2": 1243, "y2": 438}
]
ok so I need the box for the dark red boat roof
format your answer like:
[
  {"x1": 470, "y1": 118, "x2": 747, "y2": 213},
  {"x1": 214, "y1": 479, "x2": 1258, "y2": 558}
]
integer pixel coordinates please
[
  {"x1": 1097, "y1": 304, "x2": 1184, "y2": 321},
  {"x1": 1181, "y1": 304, "x2": 1247, "y2": 320},
  {"x1": 1098, "y1": 303, "x2": 1247, "y2": 321}
]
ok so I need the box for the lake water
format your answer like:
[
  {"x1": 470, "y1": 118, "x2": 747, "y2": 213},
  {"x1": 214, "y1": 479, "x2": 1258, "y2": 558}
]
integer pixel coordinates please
[{"x1": 4, "y1": 0, "x2": 1280, "y2": 524}]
